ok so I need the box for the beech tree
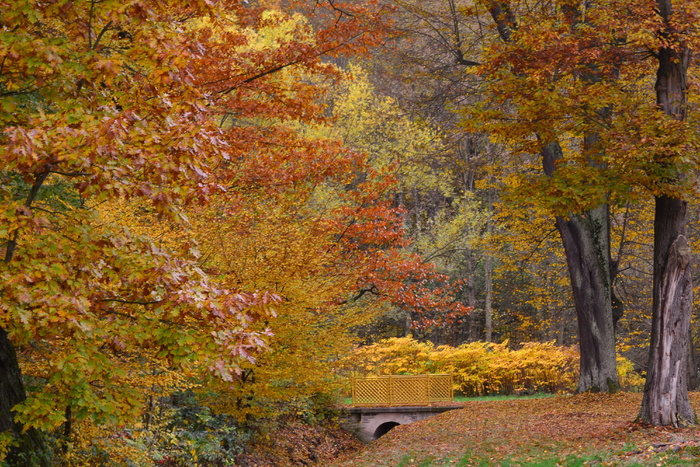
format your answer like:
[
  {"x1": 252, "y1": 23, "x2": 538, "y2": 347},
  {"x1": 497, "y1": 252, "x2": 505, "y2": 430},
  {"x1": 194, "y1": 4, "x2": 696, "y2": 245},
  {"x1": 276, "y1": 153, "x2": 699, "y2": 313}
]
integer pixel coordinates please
[
  {"x1": 0, "y1": 0, "x2": 390, "y2": 462},
  {"x1": 467, "y1": 0, "x2": 624, "y2": 392},
  {"x1": 639, "y1": 0, "x2": 696, "y2": 426}
]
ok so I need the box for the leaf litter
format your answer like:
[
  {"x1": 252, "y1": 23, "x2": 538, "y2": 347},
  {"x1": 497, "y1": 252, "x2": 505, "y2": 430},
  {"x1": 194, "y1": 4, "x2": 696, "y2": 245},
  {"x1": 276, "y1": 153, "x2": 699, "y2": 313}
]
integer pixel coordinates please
[{"x1": 332, "y1": 392, "x2": 700, "y2": 466}]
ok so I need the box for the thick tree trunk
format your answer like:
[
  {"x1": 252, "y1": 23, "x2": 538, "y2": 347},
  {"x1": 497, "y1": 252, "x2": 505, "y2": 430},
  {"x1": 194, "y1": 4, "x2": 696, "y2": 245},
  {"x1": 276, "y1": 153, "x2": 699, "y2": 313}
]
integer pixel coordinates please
[
  {"x1": 555, "y1": 209, "x2": 619, "y2": 392},
  {"x1": 0, "y1": 329, "x2": 52, "y2": 466},
  {"x1": 542, "y1": 142, "x2": 619, "y2": 393},
  {"x1": 639, "y1": 0, "x2": 695, "y2": 426},
  {"x1": 640, "y1": 197, "x2": 695, "y2": 425}
]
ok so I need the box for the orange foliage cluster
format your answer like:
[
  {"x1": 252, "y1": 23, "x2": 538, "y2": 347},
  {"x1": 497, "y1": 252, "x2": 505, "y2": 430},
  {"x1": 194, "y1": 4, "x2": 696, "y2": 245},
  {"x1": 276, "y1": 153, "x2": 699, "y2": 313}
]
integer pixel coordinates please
[
  {"x1": 1, "y1": 3, "x2": 474, "y2": 458},
  {"x1": 0, "y1": 0, "x2": 416, "y2": 444}
]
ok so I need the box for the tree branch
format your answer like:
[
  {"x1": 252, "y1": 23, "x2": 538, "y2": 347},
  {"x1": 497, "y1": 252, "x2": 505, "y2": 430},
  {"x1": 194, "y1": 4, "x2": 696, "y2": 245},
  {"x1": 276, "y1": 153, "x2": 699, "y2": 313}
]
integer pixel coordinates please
[
  {"x1": 338, "y1": 285, "x2": 381, "y2": 305},
  {"x1": 4, "y1": 170, "x2": 50, "y2": 263},
  {"x1": 488, "y1": 1, "x2": 517, "y2": 43}
]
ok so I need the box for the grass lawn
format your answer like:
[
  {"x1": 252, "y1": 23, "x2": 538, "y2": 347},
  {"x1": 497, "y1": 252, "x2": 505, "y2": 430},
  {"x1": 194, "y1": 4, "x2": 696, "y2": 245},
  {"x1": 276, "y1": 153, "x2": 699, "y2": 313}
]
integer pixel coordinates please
[{"x1": 332, "y1": 392, "x2": 700, "y2": 466}]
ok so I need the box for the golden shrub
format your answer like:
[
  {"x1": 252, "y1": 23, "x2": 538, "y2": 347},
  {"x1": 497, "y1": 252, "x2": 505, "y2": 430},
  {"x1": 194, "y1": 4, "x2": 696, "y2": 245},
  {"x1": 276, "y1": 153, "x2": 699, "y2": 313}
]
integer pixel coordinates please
[{"x1": 343, "y1": 338, "x2": 641, "y2": 396}]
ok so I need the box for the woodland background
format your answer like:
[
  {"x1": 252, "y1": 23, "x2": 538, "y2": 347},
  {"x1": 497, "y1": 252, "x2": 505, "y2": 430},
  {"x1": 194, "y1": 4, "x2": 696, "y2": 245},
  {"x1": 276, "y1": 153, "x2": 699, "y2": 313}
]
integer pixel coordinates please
[{"x1": 2, "y1": 0, "x2": 700, "y2": 465}]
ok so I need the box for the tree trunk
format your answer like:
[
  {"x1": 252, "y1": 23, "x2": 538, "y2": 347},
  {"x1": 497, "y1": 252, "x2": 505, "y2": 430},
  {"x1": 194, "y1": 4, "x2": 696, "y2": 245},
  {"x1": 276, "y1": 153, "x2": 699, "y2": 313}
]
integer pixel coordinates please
[
  {"x1": 555, "y1": 210, "x2": 619, "y2": 392},
  {"x1": 484, "y1": 254, "x2": 493, "y2": 342},
  {"x1": 639, "y1": 0, "x2": 696, "y2": 426},
  {"x1": 541, "y1": 141, "x2": 619, "y2": 393},
  {"x1": 0, "y1": 329, "x2": 52, "y2": 466},
  {"x1": 484, "y1": 188, "x2": 494, "y2": 342},
  {"x1": 465, "y1": 249, "x2": 480, "y2": 342},
  {"x1": 640, "y1": 197, "x2": 694, "y2": 425}
]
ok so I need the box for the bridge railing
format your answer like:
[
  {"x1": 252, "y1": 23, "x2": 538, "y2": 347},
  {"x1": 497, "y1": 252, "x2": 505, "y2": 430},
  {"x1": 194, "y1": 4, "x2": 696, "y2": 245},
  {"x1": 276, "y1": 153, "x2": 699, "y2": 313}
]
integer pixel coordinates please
[{"x1": 351, "y1": 374, "x2": 453, "y2": 406}]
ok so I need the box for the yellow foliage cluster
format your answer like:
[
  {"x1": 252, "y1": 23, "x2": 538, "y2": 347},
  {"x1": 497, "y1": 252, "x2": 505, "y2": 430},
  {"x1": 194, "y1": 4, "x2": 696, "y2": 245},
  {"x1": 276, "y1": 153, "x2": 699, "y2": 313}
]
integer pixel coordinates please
[
  {"x1": 616, "y1": 354, "x2": 646, "y2": 392},
  {"x1": 342, "y1": 337, "x2": 643, "y2": 396}
]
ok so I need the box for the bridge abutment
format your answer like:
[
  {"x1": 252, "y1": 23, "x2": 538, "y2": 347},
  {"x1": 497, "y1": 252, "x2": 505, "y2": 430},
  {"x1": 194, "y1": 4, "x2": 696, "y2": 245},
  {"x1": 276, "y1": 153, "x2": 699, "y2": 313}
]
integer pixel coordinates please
[{"x1": 339, "y1": 406, "x2": 461, "y2": 443}]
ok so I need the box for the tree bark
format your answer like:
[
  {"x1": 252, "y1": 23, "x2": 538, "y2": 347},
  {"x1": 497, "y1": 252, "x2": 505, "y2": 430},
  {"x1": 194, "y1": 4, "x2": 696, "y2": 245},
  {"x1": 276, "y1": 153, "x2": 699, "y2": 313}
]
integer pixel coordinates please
[
  {"x1": 0, "y1": 329, "x2": 53, "y2": 466},
  {"x1": 542, "y1": 141, "x2": 619, "y2": 392},
  {"x1": 484, "y1": 254, "x2": 493, "y2": 342},
  {"x1": 555, "y1": 210, "x2": 619, "y2": 392},
  {"x1": 484, "y1": 188, "x2": 494, "y2": 342},
  {"x1": 639, "y1": 0, "x2": 696, "y2": 426},
  {"x1": 465, "y1": 249, "x2": 480, "y2": 342},
  {"x1": 688, "y1": 329, "x2": 698, "y2": 390},
  {"x1": 640, "y1": 198, "x2": 694, "y2": 425},
  {"x1": 1, "y1": 171, "x2": 53, "y2": 464}
]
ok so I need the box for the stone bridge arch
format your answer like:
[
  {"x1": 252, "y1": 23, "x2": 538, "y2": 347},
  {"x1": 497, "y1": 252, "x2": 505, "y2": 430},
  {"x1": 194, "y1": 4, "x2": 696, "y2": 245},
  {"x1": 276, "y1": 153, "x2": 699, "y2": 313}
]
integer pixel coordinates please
[
  {"x1": 373, "y1": 421, "x2": 400, "y2": 439},
  {"x1": 340, "y1": 406, "x2": 460, "y2": 443}
]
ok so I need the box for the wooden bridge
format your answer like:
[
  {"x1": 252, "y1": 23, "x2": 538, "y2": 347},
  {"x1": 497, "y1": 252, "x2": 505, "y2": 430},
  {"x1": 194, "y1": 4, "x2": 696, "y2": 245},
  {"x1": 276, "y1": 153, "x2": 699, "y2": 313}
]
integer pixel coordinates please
[{"x1": 341, "y1": 375, "x2": 462, "y2": 442}]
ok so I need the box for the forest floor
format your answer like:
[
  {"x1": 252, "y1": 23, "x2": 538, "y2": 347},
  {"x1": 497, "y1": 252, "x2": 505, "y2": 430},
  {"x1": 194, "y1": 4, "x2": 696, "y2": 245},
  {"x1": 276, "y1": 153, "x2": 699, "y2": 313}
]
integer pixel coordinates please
[{"x1": 330, "y1": 392, "x2": 700, "y2": 466}]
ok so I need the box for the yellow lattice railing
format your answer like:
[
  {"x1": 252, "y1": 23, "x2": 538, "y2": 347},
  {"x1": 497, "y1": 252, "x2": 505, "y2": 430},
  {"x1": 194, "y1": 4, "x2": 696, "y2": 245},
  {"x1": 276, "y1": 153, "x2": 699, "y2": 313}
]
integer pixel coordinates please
[{"x1": 351, "y1": 374, "x2": 453, "y2": 406}]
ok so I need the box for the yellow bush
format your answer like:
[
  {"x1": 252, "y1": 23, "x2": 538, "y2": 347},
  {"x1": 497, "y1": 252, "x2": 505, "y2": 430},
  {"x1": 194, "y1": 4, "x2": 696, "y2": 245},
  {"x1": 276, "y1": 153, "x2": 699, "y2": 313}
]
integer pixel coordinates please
[
  {"x1": 340, "y1": 336, "x2": 434, "y2": 376},
  {"x1": 430, "y1": 342, "x2": 503, "y2": 396},
  {"x1": 617, "y1": 354, "x2": 645, "y2": 392},
  {"x1": 432, "y1": 341, "x2": 578, "y2": 396},
  {"x1": 342, "y1": 338, "x2": 641, "y2": 396}
]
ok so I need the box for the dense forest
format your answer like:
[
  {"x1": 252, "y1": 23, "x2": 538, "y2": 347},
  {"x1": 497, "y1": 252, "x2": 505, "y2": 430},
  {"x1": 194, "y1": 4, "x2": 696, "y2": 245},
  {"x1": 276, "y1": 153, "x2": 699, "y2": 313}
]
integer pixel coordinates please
[{"x1": 2, "y1": 0, "x2": 700, "y2": 465}]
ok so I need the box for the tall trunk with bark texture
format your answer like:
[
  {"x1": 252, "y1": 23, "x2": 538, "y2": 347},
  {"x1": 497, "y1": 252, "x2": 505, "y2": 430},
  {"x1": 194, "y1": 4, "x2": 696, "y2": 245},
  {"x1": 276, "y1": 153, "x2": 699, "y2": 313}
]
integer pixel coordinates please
[
  {"x1": 688, "y1": 330, "x2": 698, "y2": 390},
  {"x1": 484, "y1": 188, "x2": 495, "y2": 342},
  {"x1": 483, "y1": 254, "x2": 493, "y2": 342},
  {"x1": 542, "y1": 142, "x2": 619, "y2": 392},
  {"x1": 555, "y1": 211, "x2": 618, "y2": 392},
  {"x1": 641, "y1": 198, "x2": 695, "y2": 425},
  {"x1": 639, "y1": 0, "x2": 695, "y2": 426},
  {"x1": 465, "y1": 250, "x2": 479, "y2": 342}
]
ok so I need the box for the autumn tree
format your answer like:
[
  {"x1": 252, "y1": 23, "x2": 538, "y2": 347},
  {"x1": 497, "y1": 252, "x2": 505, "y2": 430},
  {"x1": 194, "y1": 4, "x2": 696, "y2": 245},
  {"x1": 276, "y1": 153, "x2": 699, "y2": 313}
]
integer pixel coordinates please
[
  {"x1": 0, "y1": 0, "x2": 395, "y2": 462},
  {"x1": 639, "y1": 0, "x2": 696, "y2": 426},
  {"x1": 461, "y1": 0, "x2": 630, "y2": 392}
]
